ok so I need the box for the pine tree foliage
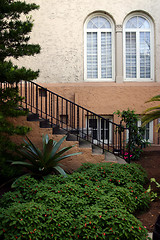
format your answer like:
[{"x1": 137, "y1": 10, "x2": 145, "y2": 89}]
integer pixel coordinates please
[{"x1": 0, "y1": 0, "x2": 41, "y2": 182}]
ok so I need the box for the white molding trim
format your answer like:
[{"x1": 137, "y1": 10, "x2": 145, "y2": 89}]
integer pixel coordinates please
[
  {"x1": 123, "y1": 12, "x2": 154, "y2": 82},
  {"x1": 84, "y1": 13, "x2": 115, "y2": 82}
]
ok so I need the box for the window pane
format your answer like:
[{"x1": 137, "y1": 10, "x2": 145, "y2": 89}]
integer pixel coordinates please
[
  {"x1": 89, "y1": 119, "x2": 97, "y2": 139},
  {"x1": 87, "y1": 32, "x2": 98, "y2": 78},
  {"x1": 140, "y1": 32, "x2": 150, "y2": 78},
  {"x1": 143, "y1": 123, "x2": 150, "y2": 140},
  {"x1": 101, "y1": 119, "x2": 109, "y2": 140},
  {"x1": 89, "y1": 119, "x2": 97, "y2": 128},
  {"x1": 126, "y1": 32, "x2": 137, "y2": 78},
  {"x1": 101, "y1": 32, "x2": 112, "y2": 78},
  {"x1": 126, "y1": 16, "x2": 150, "y2": 29},
  {"x1": 87, "y1": 16, "x2": 111, "y2": 29},
  {"x1": 126, "y1": 16, "x2": 138, "y2": 28},
  {"x1": 138, "y1": 17, "x2": 150, "y2": 29}
]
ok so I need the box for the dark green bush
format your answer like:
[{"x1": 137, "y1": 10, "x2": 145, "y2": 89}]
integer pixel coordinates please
[{"x1": 0, "y1": 162, "x2": 151, "y2": 240}]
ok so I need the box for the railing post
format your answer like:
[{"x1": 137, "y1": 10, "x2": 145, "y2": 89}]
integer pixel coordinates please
[
  {"x1": 31, "y1": 82, "x2": 33, "y2": 113},
  {"x1": 77, "y1": 106, "x2": 79, "y2": 140},
  {"x1": 45, "y1": 88, "x2": 47, "y2": 120},
  {"x1": 36, "y1": 85, "x2": 38, "y2": 115},
  {"x1": 102, "y1": 119, "x2": 105, "y2": 154},
  {"x1": 87, "y1": 111, "x2": 89, "y2": 141},
  {"x1": 82, "y1": 109, "x2": 84, "y2": 139},
  {"x1": 107, "y1": 120, "x2": 110, "y2": 152},
  {"x1": 25, "y1": 81, "x2": 27, "y2": 110},
  {"x1": 128, "y1": 126, "x2": 131, "y2": 163},
  {"x1": 119, "y1": 120, "x2": 122, "y2": 156},
  {"x1": 51, "y1": 93, "x2": 53, "y2": 126},
  {"x1": 66, "y1": 100, "x2": 68, "y2": 131},
  {"x1": 56, "y1": 95, "x2": 59, "y2": 126}
]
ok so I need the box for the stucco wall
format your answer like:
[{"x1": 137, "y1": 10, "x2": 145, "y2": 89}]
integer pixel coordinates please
[
  {"x1": 13, "y1": 0, "x2": 160, "y2": 144},
  {"x1": 17, "y1": 0, "x2": 160, "y2": 84},
  {"x1": 41, "y1": 82, "x2": 160, "y2": 115}
]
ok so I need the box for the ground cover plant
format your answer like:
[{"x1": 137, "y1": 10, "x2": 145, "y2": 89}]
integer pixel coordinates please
[{"x1": 0, "y1": 162, "x2": 151, "y2": 240}]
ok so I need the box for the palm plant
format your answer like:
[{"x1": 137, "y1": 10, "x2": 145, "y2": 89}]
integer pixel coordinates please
[
  {"x1": 11, "y1": 135, "x2": 81, "y2": 177},
  {"x1": 142, "y1": 95, "x2": 160, "y2": 128}
]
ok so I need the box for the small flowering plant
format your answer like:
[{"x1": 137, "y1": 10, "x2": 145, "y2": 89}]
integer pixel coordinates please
[
  {"x1": 0, "y1": 162, "x2": 151, "y2": 240},
  {"x1": 114, "y1": 109, "x2": 148, "y2": 161}
]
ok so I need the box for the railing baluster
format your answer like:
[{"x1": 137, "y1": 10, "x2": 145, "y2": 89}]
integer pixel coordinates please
[
  {"x1": 48, "y1": 92, "x2": 50, "y2": 123},
  {"x1": 56, "y1": 96, "x2": 59, "y2": 126},
  {"x1": 45, "y1": 89, "x2": 47, "y2": 120},
  {"x1": 82, "y1": 109, "x2": 84, "y2": 139},
  {"x1": 31, "y1": 82, "x2": 33, "y2": 113},
  {"x1": 51, "y1": 93, "x2": 53, "y2": 126},
  {"x1": 128, "y1": 126, "x2": 131, "y2": 163},
  {"x1": 61, "y1": 98, "x2": 63, "y2": 128},
  {"x1": 74, "y1": 104, "x2": 75, "y2": 129},
  {"x1": 70, "y1": 102, "x2": 72, "y2": 129},
  {"x1": 36, "y1": 86, "x2": 38, "y2": 115},
  {"x1": 25, "y1": 81, "x2": 27, "y2": 110},
  {"x1": 28, "y1": 82, "x2": 30, "y2": 109},
  {"x1": 77, "y1": 106, "x2": 79, "y2": 140},
  {"x1": 66, "y1": 100, "x2": 68, "y2": 131},
  {"x1": 102, "y1": 119, "x2": 105, "y2": 153},
  {"x1": 53, "y1": 94, "x2": 55, "y2": 122},
  {"x1": 40, "y1": 88, "x2": 42, "y2": 118},
  {"x1": 87, "y1": 111, "x2": 89, "y2": 141},
  {"x1": 108, "y1": 120, "x2": 110, "y2": 152},
  {"x1": 1, "y1": 79, "x2": 129, "y2": 161}
]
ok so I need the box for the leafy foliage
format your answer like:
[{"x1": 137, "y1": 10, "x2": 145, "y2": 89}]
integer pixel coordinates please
[
  {"x1": 142, "y1": 94, "x2": 160, "y2": 129},
  {"x1": 114, "y1": 109, "x2": 149, "y2": 160},
  {"x1": 0, "y1": 163, "x2": 151, "y2": 240},
  {"x1": 11, "y1": 134, "x2": 82, "y2": 178},
  {"x1": 147, "y1": 178, "x2": 160, "y2": 201},
  {"x1": 0, "y1": 0, "x2": 40, "y2": 182}
]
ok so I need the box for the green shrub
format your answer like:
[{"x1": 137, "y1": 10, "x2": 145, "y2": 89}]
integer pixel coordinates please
[
  {"x1": 76, "y1": 162, "x2": 148, "y2": 185},
  {"x1": 0, "y1": 163, "x2": 151, "y2": 240},
  {"x1": 114, "y1": 109, "x2": 150, "y2": 160}
]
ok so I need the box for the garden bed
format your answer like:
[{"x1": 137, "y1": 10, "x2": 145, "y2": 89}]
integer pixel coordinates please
[
  {"x1": 134, "y1": 147, "x2": 160, "y2": 232},
  {"x1": 0, "y1": 162, "x2": 151, "y2": 240}
]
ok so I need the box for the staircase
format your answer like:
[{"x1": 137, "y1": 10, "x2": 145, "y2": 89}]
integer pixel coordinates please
[{"x1": 2, "y1": 80, "x2": 131, "y2": 164}]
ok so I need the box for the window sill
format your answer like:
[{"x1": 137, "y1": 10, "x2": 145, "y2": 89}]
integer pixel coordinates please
[
  {"x1": 84, "y1": 79, "x2": 115, "y2": 82},
  {"x1": 124, "y1": 78, "x2": 154, "y2": 82}
]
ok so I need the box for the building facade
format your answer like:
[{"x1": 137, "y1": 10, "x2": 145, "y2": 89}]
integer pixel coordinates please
[{"x1": 18, "y1": 0, "x2": 160, "y2": 144}]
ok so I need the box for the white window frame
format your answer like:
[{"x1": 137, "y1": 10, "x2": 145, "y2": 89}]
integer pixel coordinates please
[
  {"x1": 138, "y1": 120, "x2": 153, "y2": 143},
  {"x1": 86, "y1": 115, "x2": 113, "y2": 144},
  {"x1": 84, "y1": 13, "x2": 115, "y2": 82},
  {"x1": 123, "y1": 13, "x2": 154, "y2": 82}
]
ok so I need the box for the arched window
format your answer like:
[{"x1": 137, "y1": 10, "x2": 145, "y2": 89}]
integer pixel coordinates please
[
  {"x1": 124, "y1": 14, "x2": 154, "y2": 81},
  {"x1": 84, "y1": 14, "x2": 114, "y2": 81}
]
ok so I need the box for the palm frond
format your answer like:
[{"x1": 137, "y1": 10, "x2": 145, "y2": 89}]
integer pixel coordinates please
[
  {"x1": 141, "y1": 111, "x2": 160, "y2": 126},
  {"x1": 143, "y1": 105, "x2": 160, "y2": 114},
  {"x1": 146, "y1": 95, "x2": 160, "y2": 103}
]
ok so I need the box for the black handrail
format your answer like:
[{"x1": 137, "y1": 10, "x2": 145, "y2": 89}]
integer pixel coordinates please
[{"x1": 1, "y1": 80, "x2": 131, "y2": 162}]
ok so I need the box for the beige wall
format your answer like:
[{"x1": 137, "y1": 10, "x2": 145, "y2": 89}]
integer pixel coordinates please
[
  {"x1": 15, "y1": 0, "x2": 160, "y2": 144},
  {"x1": 18, "y1": 0, "x2": 160, "y2": 84}
]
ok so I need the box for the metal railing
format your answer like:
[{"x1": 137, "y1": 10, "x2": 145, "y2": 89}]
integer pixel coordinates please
[{"x1": 1, "y1": 80, "x2": 131, "y2": 162}]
